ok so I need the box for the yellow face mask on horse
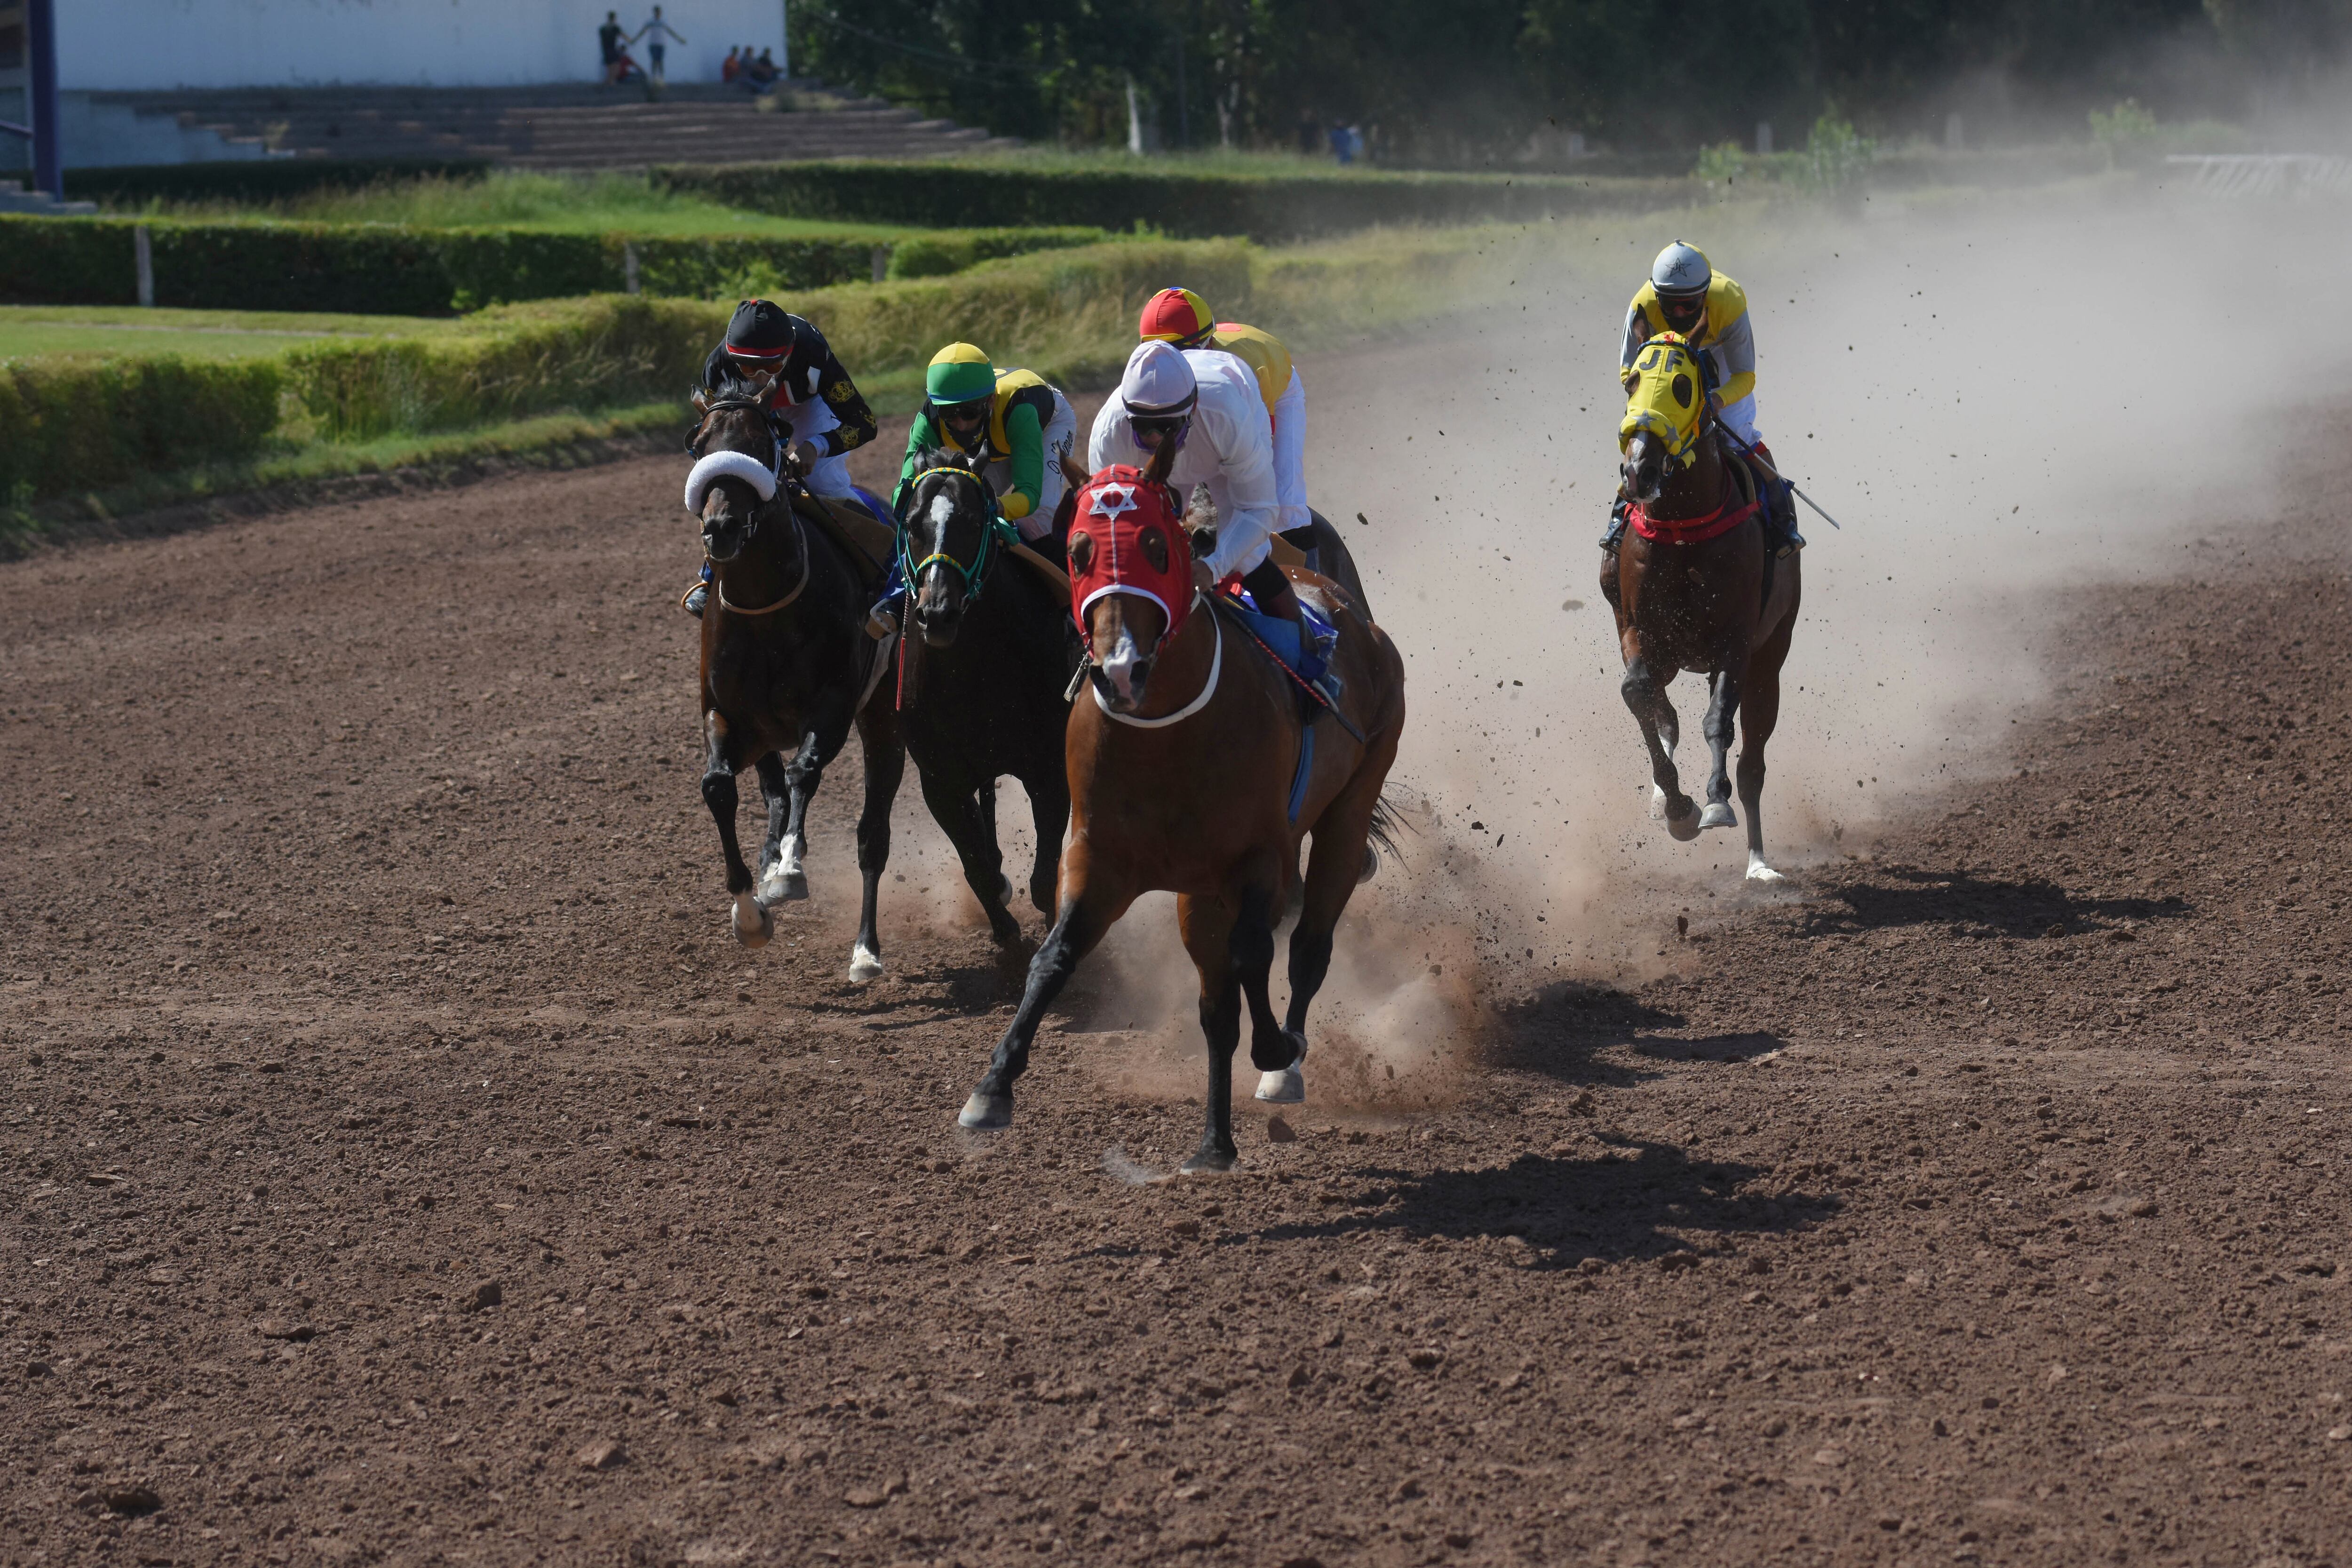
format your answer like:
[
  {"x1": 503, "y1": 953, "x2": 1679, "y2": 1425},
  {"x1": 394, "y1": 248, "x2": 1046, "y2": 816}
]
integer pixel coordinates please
[{"x1": 1619, "y1": 333, "x2": 1707, "y2": 469}]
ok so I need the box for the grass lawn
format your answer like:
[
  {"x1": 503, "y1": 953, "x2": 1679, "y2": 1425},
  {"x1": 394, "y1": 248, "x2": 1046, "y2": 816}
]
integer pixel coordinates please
[{"x1": 0, "y1": 304, "x2": 458, "y2": 361}]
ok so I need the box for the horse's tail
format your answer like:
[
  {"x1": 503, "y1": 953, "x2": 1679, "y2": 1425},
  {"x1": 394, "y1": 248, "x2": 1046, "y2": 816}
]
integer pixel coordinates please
[{"x1": 1367, "y1": 788, "x2": 1411, "y2": 863}]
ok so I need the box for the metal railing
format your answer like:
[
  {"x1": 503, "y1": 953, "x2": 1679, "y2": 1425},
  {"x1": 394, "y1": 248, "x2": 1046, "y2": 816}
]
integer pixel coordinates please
[{"x1": 2163, "y1": 154, "x2": 2352, "y2": 199}]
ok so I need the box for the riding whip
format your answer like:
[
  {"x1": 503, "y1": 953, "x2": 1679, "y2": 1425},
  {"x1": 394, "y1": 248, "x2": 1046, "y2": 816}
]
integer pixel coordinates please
[{"x1": 1714, "y1": 422, "x2": 1845, "y2": 531}]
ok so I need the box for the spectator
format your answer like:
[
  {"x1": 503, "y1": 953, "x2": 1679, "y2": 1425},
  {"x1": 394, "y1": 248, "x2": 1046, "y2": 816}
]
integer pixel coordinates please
[
  {"x1": 1295, "y1": 109, "x2": 1319, "y2": 157},
  {"x1": 749, "y1": 47, "x2": 780, "y2": 86},
  {"x1": 597, "y1": 10, "x2": 627, "y2": 83},
  {"x1": 721, "y1": 45, "x2": 740, "y2": 84},
  {"x1": 1327, "y1": 122, "x2": 1357, "y2": 166},
  {"x1": 632, "y1": 6, "x2": 687, "y2": 86}
]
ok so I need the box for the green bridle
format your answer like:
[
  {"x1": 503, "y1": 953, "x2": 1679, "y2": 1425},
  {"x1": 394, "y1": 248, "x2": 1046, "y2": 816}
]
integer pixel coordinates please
[{"x1": 898, "y1": 465, "x2": 1019, "y2": 605}]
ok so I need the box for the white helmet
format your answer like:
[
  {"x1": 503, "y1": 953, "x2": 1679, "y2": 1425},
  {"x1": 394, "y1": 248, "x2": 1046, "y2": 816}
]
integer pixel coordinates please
[
  {"x1": 1650, "y1": 240, "x2": 1712, "y2": 302},
  {"x1": 1120, "y1": 340, "x2": 1199, "y2": 419}
]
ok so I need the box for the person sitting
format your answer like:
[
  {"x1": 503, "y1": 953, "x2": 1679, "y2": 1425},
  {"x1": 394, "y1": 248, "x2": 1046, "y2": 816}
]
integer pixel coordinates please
[
  {"x1": 681, "y1": 299, "x2": 882, "y2": 617},
  {"x1": 749, "y1": 48, "x2": 780, "y2": 86},
  {"x1": 1138, "y1": 286, "x2": 1311, "y2": 557},
  {"x1": 721, "y1": 46, "x2": 741, "y2": 83}
]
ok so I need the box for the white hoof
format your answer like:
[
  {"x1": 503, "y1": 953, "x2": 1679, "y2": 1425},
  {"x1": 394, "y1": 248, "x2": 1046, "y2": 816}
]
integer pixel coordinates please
[
  {"x1": 1358, "y1": 844, "x2": 1380, "y2": 885},
  {"x1": 759, "y1": 835, "x2": 809, "y2": 903},
  {"x1": 847, "y1": 942, "x2": 883, "y2": 982},
  {"x1": 1255, "y1": 1031, "x2": 1307, "y2": 1103},
  {"x1": 731, "y1": 891, "x2": 773, "y2": 949},
  {"x1": 1698, "y1": 801, "x2": 1738, "y2": 832},
  {"x1": 1745, "y1": 854, "x2": 1788, "y2": 884}
]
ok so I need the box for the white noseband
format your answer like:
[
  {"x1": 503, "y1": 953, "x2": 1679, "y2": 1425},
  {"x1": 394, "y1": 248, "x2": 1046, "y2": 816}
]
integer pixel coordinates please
[{"x1": 684, "y1": 449, "x2": 780, "y2": 514}]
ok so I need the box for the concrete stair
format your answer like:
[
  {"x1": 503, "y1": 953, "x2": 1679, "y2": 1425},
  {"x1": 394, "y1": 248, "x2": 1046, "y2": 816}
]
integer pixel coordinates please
[
  {"x1": 0, "y1": 180, "x2": 98, "y2": 215},
  {"x1": 82, "y1": 81, "x2": 1021, "y2": 170}
]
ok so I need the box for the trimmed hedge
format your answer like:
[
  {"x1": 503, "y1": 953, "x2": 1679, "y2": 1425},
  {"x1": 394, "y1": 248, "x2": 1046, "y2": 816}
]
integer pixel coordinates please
[
  {"x1": 655, "y1": 160, "x2": 1695, "y2": 243},
  {"x1": 0, "y1": 215, "x2": 1111, "y2": 316},
  {"x1": 64, "y1": 158, "x2": 498, "y2": 208},
  {"x1": 0, "y1": 356, "x2": 282, "y2": 500}
]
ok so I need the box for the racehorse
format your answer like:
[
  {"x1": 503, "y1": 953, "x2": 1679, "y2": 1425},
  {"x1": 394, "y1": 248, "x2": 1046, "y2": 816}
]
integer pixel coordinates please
[
  {"x1": 1607, "y1": 332, "x2": 1801, "y2": 883},
  {"x1": 686, "y1": 368, "x2": 906, "y2": 978},
  {"x1": 891, "y1": 449, "x2": 1076, "y2": 947},
  {"x1": 957, "y1": 442, "x2": 1407, "y2": 1173}
]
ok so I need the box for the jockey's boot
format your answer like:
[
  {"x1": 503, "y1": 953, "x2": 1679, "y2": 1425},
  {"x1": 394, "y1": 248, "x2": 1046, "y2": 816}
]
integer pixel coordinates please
[
  {"x1": 1599, "y1": 494, "x2": 1631, "y2": 553},
  {"x1": 680, "y1": 560, "x2": 714, "y2": 618},
  {"x1": 1747, "y1": 443, "x2": 1804, "y2": 557},
  {"x1": 864, "y1": 557, "x2": 906, "y2": 640}
]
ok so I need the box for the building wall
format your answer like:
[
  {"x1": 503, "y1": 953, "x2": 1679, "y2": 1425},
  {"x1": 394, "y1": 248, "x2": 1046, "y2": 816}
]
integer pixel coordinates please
[{"x1": 58, "y1": 0, "x2": 785, "y2": 91}]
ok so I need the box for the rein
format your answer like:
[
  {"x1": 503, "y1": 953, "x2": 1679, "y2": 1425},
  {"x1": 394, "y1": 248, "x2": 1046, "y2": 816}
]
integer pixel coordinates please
[
  {"x1": 716, "y1": 512, "x2": 813, "y2": 616},
  {"x1": 899, "y1": 466, "x2": 1017, "y2": 605},
  {"x1": 1089, "y1": 591, "x2": 1222, "y2": 729}
]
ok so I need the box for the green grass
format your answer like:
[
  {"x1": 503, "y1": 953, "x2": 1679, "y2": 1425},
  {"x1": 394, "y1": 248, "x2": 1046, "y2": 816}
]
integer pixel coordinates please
[
  {"x1": 115, "y1": 170, "x2": 914, "y2": 241},
  {"x1": 0, "y1": 304, "x2": 461, "y2": 362}
]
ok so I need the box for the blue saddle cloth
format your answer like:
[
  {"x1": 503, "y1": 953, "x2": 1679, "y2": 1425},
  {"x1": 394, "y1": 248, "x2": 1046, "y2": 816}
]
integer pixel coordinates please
[
  {"x1": 1217, "y1": 588, "x2": 1339, "y2": 823},
  {"x1": 847, "y1": 485, "x2": 893, "y2": 526}
]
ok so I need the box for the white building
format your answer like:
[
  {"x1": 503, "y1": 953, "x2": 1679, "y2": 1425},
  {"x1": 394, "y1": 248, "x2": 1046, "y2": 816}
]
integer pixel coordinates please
[{"x1": 56, "y1": 0, "x2": 786, "y2": 91}]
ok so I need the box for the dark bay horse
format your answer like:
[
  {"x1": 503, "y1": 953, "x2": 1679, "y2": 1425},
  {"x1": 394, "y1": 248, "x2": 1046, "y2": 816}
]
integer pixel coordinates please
[
  {"x1": 958, "y1": 446, "x2": 1407, "y2": 1173},
  {"x1": 892, "y1": 448, "x2": 1076, "y2": 946},
  {"x1": 687, "y1": 369, "x2": 905, "y2": 978},
  {"x1": 1607, "y1": 333, "x2": 1801, "y2": 883}
]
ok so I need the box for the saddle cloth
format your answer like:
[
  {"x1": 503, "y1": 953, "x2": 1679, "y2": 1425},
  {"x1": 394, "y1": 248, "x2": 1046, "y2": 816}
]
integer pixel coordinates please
[{"x1": 794, "y1": 487, "x2": 897, "y2": 592}]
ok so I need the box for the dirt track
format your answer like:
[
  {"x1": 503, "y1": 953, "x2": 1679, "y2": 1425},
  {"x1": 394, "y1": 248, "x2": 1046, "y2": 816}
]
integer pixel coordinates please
[{"x1": 4, "y1": 388, "x2": 2351, "y2": 1568}]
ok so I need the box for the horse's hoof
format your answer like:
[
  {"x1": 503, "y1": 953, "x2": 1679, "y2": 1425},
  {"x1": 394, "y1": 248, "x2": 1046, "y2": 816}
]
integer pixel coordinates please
[
  {"x1": 731, "y1": 891, "x2": 773, "y2": 949},
  {"x1": 1648, "y1": 785, "x2": 1669, "y2": 820},
  {"x1": 759, "y1": 870, "x2": 810, "y2": 905},
  {"x1": 1180, "y1": 1146, "x2": 1238, "y2": 1174},
  {"x1": 997, "y1": 872, "x2": 1016, "y2": 907},
  {"x1": 847, "y1": 942, "x2": 883, "y2": 982},
  {"x1": 1699, "y1": 802, "x2": 1739, "y2": 832},
  {"x1": 1256, "y1": 1029, "x2": 1307, "y2": 1102},
  {"x1": 1358, "y1": 844, "x2": 1380, "y2": 884},
  {"x1": 1745, "y1": 858, "x2": 1789, "y2": 884},
  {"x1": 958, "y1": 1091, "x2": 1012, "y2": 1130},
  {"x1": 1663, "y1": 800, "x2": 1701, "y2": 843}
]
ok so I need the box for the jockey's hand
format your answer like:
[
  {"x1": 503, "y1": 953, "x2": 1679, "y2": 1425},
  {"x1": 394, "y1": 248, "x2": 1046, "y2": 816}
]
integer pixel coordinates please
[
  {"x1": 1192, "y1": 559, "x2": 1216, "y2": 593},
  {"x1": 785, "y1": 440, "x2": 826, "y2": 476}
]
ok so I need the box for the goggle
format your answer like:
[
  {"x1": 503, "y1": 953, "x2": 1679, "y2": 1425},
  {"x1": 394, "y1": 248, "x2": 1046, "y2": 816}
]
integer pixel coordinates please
[
  {"x1": 1129, "y1": 413, "x2": 1191, "y2": 448},
  {"x1": 1659, "y1": 292, "x2": 1707, "y2": 319},
  {"x1": 938, "y1": 398, "x2": 990, "y2": 428}
]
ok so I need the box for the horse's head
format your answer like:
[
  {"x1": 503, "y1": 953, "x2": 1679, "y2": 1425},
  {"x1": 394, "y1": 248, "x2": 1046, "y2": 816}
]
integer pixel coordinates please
[
  {"x1": 1619, "y1": 332, "x2": 1708, "y2": 507},
  {"x1": 898, "y1": 449, "x2": 999, "y2": 649},
  {"x1": 1069, "y1": 439, "x2": 1189, "y2": 713},
  {"x1": 685, "y1": 370, "x2": 782, "y2": 563}
]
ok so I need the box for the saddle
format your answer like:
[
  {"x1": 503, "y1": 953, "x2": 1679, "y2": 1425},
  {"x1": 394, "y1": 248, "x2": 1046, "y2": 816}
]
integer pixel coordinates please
[
  {"x1": 791, "y1": 489, "x2": 897, "y2": 594},
  {"x1": 1726, "y1": 454, "x2": 1778, "y2": 611}
]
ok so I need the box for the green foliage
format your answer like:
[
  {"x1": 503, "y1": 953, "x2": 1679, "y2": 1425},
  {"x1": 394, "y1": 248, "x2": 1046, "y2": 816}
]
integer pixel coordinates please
[
  {"x1": 1695, "y1": 143, "x2": 1754, "y2": 187},
  {"x1": 66, "y1": 159, "x2": 495, "y2": 209},
  {"x1": 1798, "y1": 116, "x2": 1876, "y2": 192},
  {"x1": 0, "y1": 355, "x2": 282, "y2": 500},
  {"x1": 0, "y1": 215, "x2": 1111, "y2": 317},
  {"x1": 654, "y1": 161, "x2": 1691, "y2": 244},
  {"x1": 2089, "y1": 97, "x2": 2160, "y2": 154},
  {"x1": 884, "y1": 227, "x2": 1110, "y2": 279}
]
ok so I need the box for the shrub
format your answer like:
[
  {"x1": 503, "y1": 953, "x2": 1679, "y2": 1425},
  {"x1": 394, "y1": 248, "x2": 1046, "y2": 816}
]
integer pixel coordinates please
[{"x1": 0, "y1": 355, "x2": 282, "y2": 499}]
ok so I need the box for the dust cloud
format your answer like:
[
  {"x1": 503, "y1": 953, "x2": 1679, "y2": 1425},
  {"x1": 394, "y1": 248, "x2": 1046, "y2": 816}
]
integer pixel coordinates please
[{"x1": 866, "y1": 178, "x2": 2352, "y2": 1113}]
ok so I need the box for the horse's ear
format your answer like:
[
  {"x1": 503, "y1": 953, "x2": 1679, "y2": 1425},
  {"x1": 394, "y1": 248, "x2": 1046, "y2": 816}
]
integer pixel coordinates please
[
  {"x1": 690, "y1": 387, "x2": 712, "y2": 415},
  {"x1": 1143, "y1": 431, "x2": 1178, "y2": 487},
  {"x1": 747, "y1": 368, "x2": 780, "y2": 408}
]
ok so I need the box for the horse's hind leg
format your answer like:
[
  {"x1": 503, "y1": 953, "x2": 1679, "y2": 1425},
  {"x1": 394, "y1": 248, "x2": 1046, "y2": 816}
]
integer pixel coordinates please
[
  {"x1": 702, "y1": 712, "x2": 771, "y2": 948},
  {"x1": 761, "y1": 731, "x2": 823, "y2": 905},
  {"x1": 1698, "y1": 662, "x2": 1744, "y2": 833},
  {"x1": 1023, "y1": 768, "x2": 1071, "y2": 919},
  {"x1": 918, "y1": 766, "x2": 1020, "y2": 947},
  {"x1": 753, "y1": 752, "x2": 794, "y2": 905},
  {"x1": 1176, "y1": 891, "x2": 1245, "y2": 1174},
  {"x1": 848, "y1": 700, "x2": 905, "y2": 980},
  {"x1": 960, "y1": 866, "x2": 1135, "y2": 1130},
  {"x1": 1621, "y1": 655, "x2": 1698, "y2": 841},
  {"x1": 1273, "y1": 727, "x2": 1404, "y2": 1100},
  {"x1": 1737, "y1": 614, "x2": 1798, "y2": 884}
]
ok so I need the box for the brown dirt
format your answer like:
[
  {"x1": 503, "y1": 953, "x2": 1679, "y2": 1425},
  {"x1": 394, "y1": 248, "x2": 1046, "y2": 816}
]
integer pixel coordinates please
[{"x1": 2, "y1": 398, "x2": 2348, "y2": 1568}]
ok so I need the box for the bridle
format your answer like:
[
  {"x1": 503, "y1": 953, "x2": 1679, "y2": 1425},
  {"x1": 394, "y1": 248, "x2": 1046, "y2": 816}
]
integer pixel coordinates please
[
  {"x1": 898, "y1": 466, "x2": 1014, "y2": 607},
  {"x1": 691, "y1": 392, "x2": 809, "y2": 616}
]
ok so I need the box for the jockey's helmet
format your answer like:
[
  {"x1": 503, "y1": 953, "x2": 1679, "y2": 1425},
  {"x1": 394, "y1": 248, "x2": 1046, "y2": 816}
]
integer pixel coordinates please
[
  {"x1": 1650, "y1": 240, "x2": 1712, "y2": 331},
  {"x1": 1138, "y1": 287, "x2": 1217, "y2": 349},
  {"x1": 1120, "y1": 341, "x2": 1198, "y2": 451},
  {"x1": 925, "y1": 342, "x2": 996, "y2": 441},
  {"x1": 723, "y1": 298, "x2": 796, "y2": 367}
]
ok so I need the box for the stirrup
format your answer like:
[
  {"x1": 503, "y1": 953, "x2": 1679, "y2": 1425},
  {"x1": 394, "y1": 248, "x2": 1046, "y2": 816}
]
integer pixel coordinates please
[
  {"x1": 680, "y1": 580, "x2": 708, "y2": 617},
  {"x1": 864, "y1": 600, "x2": 898, "y2": 641}
]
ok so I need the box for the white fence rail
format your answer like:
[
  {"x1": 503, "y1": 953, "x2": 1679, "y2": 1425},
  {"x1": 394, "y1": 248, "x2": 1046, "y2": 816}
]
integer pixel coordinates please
[{"x1": 2163, "y1": 154, "x2": 2352, "y2": 199}]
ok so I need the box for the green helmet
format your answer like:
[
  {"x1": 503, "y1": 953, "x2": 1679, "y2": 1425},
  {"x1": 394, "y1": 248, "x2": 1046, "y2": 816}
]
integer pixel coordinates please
[{"x1": 925, "y1": 342, "x2": 996, "y2": 408}]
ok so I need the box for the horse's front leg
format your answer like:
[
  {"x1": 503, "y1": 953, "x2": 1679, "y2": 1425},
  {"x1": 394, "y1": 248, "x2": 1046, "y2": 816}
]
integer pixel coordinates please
[
  {"x1": 774, "y1": 703, "x2": 855, "y2": 903},
  {"x1": 1621, "y1": 652, "x2": 1697, "y2": 842},
  {"x1": 702, "y1": 711, "x2": 771, "y2": 948},
  {"x1": 848, "y1": 698, "x2": 906, "y2": 981},
  {"x1": 1698, "y1": 661, "x2": 1744, "y2": 832},
  {"x1": 753, "y1": 751, "x2": 795, "y2": 905},
  {"x1": 960, "y1": 852, "x2": 1133, "y2": 1130}
]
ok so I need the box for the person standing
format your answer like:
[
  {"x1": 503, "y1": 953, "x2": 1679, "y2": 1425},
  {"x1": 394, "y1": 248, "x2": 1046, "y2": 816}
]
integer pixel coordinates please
[
  {"x1": 597, "y1": 10, "x2": 627, "y2": 83},
  {"x1": 633, "y1": 6, "x2": 687, "y2": 85}
]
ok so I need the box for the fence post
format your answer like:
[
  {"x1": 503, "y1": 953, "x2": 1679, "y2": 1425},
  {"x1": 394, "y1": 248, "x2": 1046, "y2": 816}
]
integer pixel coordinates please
[
  {"x1": 134, "y1": 224, "x2": 155, "y2": 308},
  {"x1": 870, "y1": 246, "x2": 888, "y2": 284},
  {"x1": 1755, "y1": 121, "x2": 1773, "y2": 156},
  {"x1": 624, "y1": 241, "x2": 641, "y2": 295}
]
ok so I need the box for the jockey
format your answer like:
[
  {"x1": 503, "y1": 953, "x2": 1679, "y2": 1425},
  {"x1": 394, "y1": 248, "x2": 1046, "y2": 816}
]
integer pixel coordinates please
[
  {"x1": 1137, "y1": 287, "x2": 1313, "y2": 549},
  {"x1": 1602, "y1": 241, "x2": 1802, "y2": 560},
  {"x1": 1090, "y1": 342, "x2": 1337, "y2": 700},
  {"x1": 896, "y1": 343, "x2": 1078, "y2": 542},
  {"x1": 862, "y1": 343, "x2": 1078, "y2": 634},
  {"x1": 684, "y1": 299, "x2": 881, "y2": 616}
]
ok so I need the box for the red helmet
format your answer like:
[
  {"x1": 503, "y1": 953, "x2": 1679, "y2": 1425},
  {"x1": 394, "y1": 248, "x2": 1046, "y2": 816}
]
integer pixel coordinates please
[{"x1": 1138, "y1": 287, "x2": 1216, "y2": 347}]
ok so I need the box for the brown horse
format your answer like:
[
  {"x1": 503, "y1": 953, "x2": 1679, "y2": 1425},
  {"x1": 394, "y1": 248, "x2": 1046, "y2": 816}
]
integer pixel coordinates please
[
  {"x1": 687, "y1": 368, "x2": 905, "y2": 977},
  {"x1": 956, "y1": 444, "x2": 1406, "y2": 1172},
  {"x1": 1608, "y1": 334, "x2": 1801, "y2": 883}
]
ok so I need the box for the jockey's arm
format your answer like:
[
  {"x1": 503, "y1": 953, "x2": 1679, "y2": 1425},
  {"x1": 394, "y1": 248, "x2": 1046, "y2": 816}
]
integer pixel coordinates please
[
  {"x1": 1196, "y1": 395, "x2": 1280, "y2": 583},
  {"x1": 1619, "y1": 296, "x2": 1651, "y2": 382},
  {"x1": 1709, "y1": 306, "x2": 1756, "y2": 409},
  {"x1": 996, "y1": 399, "x2": 1046, "y2": 523}
]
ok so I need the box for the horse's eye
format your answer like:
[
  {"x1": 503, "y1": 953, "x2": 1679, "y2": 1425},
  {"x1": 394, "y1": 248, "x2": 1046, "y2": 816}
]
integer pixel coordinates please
[
  {"x1": 1671, "y1": 374, "x2": 1692, "y2": 409},
  {"x1": 1140, "y1": 529, "x2": 1169, "y2": 573},
  {"x1": 1068, "y1": 532, "x2": 1094, "y2": 571}
]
